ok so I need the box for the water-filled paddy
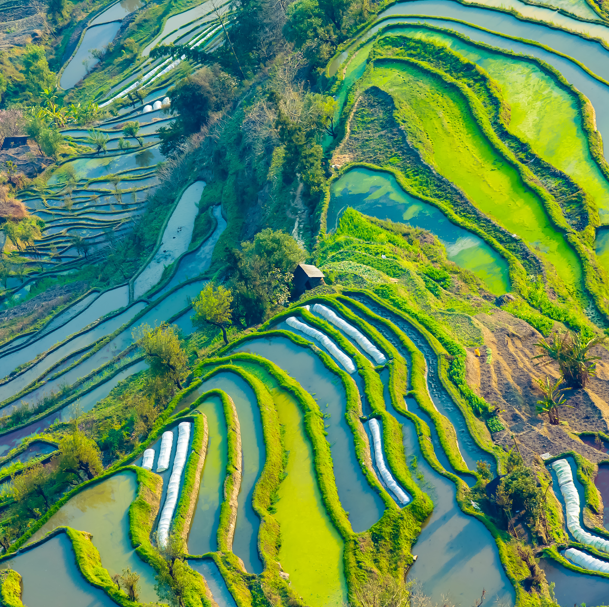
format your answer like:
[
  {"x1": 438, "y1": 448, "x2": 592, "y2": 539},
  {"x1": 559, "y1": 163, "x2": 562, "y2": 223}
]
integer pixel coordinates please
[
  {"x1": 236, "y1": 361, "x2": 347, "y2": 607},
  {"x1": 198, "y1": 372, "x2": 265, "y2": 573},
  {"x1": 134, "y1": 181, "x2": 206, "y2": 299},
  {"x1": 90, "y1": 0, "x2": 143, "y2": 25},
  {"x1": 28, "y1": 470, "x2": 159, "y2": 602},
  {"x1": 388, "y1": 397, "x2": 514, "y2": 604},
  {"x1": 370, "y1": 60, "x2": 584, "y2": 294},
  {"x1": 189, "y1": 559, "x2": 238, "y2": 607},
  {"x1": 188, "y1": 395, "x2": 227, "y2": 555},
  {"x1": 233, "y1": 334, "x2": 386, "y2": 532},
  {"x1": 328, "y1": 168, "x2": 510, "y2": 295},
  {"x1": 373, "y1": 26, "x2": 609, "y2": 223},
  {"x1": 540, "y1": 557, "x2": 609, "y2": 606},
  {"x1": 60, "y1": 22, "x2": 122, "y2": 90},
  {"x1": 1, "y1": 533, "x2": 118, "y2": 607}
]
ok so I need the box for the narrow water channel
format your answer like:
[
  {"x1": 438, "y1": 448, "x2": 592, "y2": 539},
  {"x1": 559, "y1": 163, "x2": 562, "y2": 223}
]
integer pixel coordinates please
[
  {"x1": 188, "y1": 559, "x2": 238, "y2": 607},
  {"x1": 233, "y1": 334, "x2": 386, "y2": 532},
  {"x1": 343, "y1": 296, "x2": 495, "y2": 474},
  {"x1": 198, "y1": 372, "x2": 265, "y2": 574},
  {"x1": 188, "y1": 395, "x2": 228, "y2": 556}
]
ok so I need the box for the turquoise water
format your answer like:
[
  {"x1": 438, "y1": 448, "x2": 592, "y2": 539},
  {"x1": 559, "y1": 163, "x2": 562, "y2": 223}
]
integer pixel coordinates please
[{"x1": 328, "y1": 168, "x2": 511, "y2": 295}]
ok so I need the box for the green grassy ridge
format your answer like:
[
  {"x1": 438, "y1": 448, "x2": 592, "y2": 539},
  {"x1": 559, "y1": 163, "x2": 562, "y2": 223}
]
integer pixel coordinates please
[
  {"x1": 203, "y1": 553, "x2": 254, "y2": 607},
  {"x1": 293, "y1": 306, "x2": 422, "y2": 506},
  {"x1": 368, "y1": 55, "x2": 608, "y2": 321},
  {"x1": 253, "y1": 313, "x2": 391, "y2": 503},
  {"x1": 0, "y1": 354, "x2": 143, "y2": 445},
  {"x1": 65, "y1": 526, "x2": 140, "y2": 607},
  {"x1": 0, "y1": 568, "x2": 24, "y2": 607},
  {"x1": 372, "y1": 34, "x2": 595, "y2": 235},
  {"x1": 341, "y1": 290, "x2": 503, "y2": 462},
  {"x1": 326, "y1": 81, "x2": 543, "y2": 290},
  {"x1": 295, "y1": 294, "x2": 484, "y2": 470},
  {"x1": 0, "y1": 287, "x2": 100, "y2": 351},
  {"x1": 542, "y1": 544, "x2": 609, "y2": 579},
  {"x1": 331, "y1": 298, "x2": 548, "y2": 605},
  {"x1": 171, "y1": 413, "x2": 209, "y2": 546},
  {"x1": 177, "y1": 388, "x2": 242, "y2": 556},
  {"x1": 335, "y1": 294, "x2": 478, "y2": 475},
  {"x1": 1, "y1": 468, "x2": 160, "y2": 606},
  {"x1": 0, "y1": 439, "x2": 58, "y2": 486},
  {"x1": 195, "y1": 364, "x2": 304, "y2": 607},
  {"x1": 207, "y1": 354, "x2": 425, "y2": 599},
  {"x1": 324, "y1": 0, "x2": 609, "y2": 83},
  {"x1": 297, "y1": 297, "x2": 546, "y2": 603}
]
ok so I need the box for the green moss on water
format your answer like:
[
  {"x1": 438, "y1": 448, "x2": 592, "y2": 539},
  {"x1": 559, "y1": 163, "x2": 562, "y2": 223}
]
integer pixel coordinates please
[
  {"x1": 390, "y1": 27, "x2": 609, "y2": 225},
  {"x1": 369, "y1": 60, "x2": 584, "y2": 296},
  {"x1": 235, "y1": 362, "x2": 347, "y2": 607}
]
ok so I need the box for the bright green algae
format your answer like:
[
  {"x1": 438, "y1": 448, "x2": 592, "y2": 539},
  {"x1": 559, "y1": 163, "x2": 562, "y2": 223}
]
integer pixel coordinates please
[
  {"x1": 188, "y1": 396, "x2": 228, "y2": 556},
  {"x1": 27, "y1": 471, "x2": 159, "y2": 603},
  {"x1": 369, "y1": 61, "x2": 584, "y2": 294},
  {"x1": 384, "y1": 27, "x2": 609, "y2": 224},
  {"x1": 236, "y1": 362, "x2": 347, "y2": 607}
]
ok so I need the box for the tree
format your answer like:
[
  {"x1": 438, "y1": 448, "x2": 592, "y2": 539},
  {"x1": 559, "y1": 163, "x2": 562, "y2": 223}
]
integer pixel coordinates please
[
  {"x1": 533, "y1": 330, "x2": 606, "y2": 388},
  {"x1": 20, "y1": 46, "x2": 56, "y2": 101},
  {"x1": 158, "y1": 66, "x2": 236, "y2": 155},
  {"x1": 122, "y1": 122, "x2": 143, "y2": 147},
  {"x1": 535, "y1": 376, "x2": 570, "y2": 425},
  {"x1": 192, "y1": 283, "x2": 233, "y2": 344},
  {"x1": 48, "y1": 0, "x2": 66, "y2": 20},
  {"x1": 86, "y1": 129, "x2": 109, "y2": 155},
  {"x1": 117, "y1": 568, "x2": 140, "y2": 601},
  {"x1": 71, "y1": 234, "x2": 90, "y2": 258},
  {"x1": 132, "y1": 393, "x2": 160, "y2": 441},
  {"x1": 351, "y1": 575, "x2": 410, "y2": 607},
  {"x1": 154, "y1": 531, "x2": 194, "y2": 607},
  {"x1": 227, "y1": 228, "x2": 304, "y2": 325},
  {"x1": 11, "y1": 463, "x2": 54, "y2": 518},
  {"x1": 133, "y1": 323, "x2": 188, "y2": 389},
  {"x1": 56, "y1": 427, "x2": 103, "y2": 482},
  {"x1": 0, "y1": 186, "x2": 28, "y2": 222},
  {"x1": 38, "y1": 127, "x2": 63, "y2": 159}
]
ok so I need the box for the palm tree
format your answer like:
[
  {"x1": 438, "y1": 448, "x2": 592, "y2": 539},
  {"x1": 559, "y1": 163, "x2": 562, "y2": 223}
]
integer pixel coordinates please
[
  {"x1": 535, "y1": 376, "x2": 570, "y2": 425},
  {"x1": 533, "y1": 331, "x2": 606, "y2": 388},
  {"x1": 122, "y1": 121, "x2": 143, "y2": 147},
  {"x1": 86, "y1": 129, "x2": 109, "y2": 155}
]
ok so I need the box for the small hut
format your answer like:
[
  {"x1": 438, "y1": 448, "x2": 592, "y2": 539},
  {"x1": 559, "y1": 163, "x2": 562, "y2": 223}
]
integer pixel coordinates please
[
  {"x1": 293, "y1": 263, "x2": 324, "y2": 297},
  {"x1": 1, "y1": 136, "x2": 28, "y2": 150}
]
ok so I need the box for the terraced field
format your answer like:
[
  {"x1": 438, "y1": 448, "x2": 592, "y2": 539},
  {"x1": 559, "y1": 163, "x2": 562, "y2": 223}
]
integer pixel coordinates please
[{"x1": 6, "y1": 0, "x2": 609, "y2": 606}]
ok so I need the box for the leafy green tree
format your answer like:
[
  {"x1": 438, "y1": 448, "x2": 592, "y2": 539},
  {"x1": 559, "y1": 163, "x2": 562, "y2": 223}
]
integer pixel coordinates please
[
  {"x1": 122, "y1": 121, "x2": 143, "y2": 147},
  {"x1": 228, "y1": 229, "x2": 304, "y2": 325},
  {"x1": 56, "y1": 427, "x2": 103, "y2": 482},
  {"x1": 0, "y1": 74, "x2": 7, "y2": 105},
  {"x1": 534, "y1": 330, "x2": 606, "y2": 388},
  {"x1": 48, "y1": 0, "x2": 66, "y2": 19},
  {"x1": 535, "y1": 376, "x2": 570, "y2": 425},
  {"x1": 39, "y1": 127, "x2": 63, "y2": 158},
  {"x1": 133, "y1": 323, "x2": 188, "y2": 389},
  {"x1": 192, "y1": 283, "x2": 233, "y2": 344},
  {"x1": 20, "y1": 46, "x2": 56, "y2": 101},
  {"x1": 154, "y1": 531, "x2": 196, "y2": 607},
  {"x1": 11, "y1": 463, "x2": 54, "y2": 517},
  {"x1": 86, "y1": 129, "x2": 109, "y2": 155},
  {"x1": 158, "y1": 66, "x2": 236, "y2": 155}
]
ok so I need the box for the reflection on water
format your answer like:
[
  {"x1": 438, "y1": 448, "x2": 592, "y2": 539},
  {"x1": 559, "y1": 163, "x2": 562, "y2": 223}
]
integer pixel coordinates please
[
  {"x1": 234, "y1": 334, "x2": 386, "y2": 532},
  {"x1": 327, "y1": 169, "x2": 510, "y2": 295},
  {"x1": 2, "y1": 533, "x2": 117, "y2": 607},
  {"x1": 540, "y1": 557, "x2": 609, "y2": 606}
]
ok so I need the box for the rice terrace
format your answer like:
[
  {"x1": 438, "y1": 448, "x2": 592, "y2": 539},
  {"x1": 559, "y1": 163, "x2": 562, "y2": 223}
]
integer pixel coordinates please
[{"x1": 5, "y1": 0, "x2": 609, "y2": 605}]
